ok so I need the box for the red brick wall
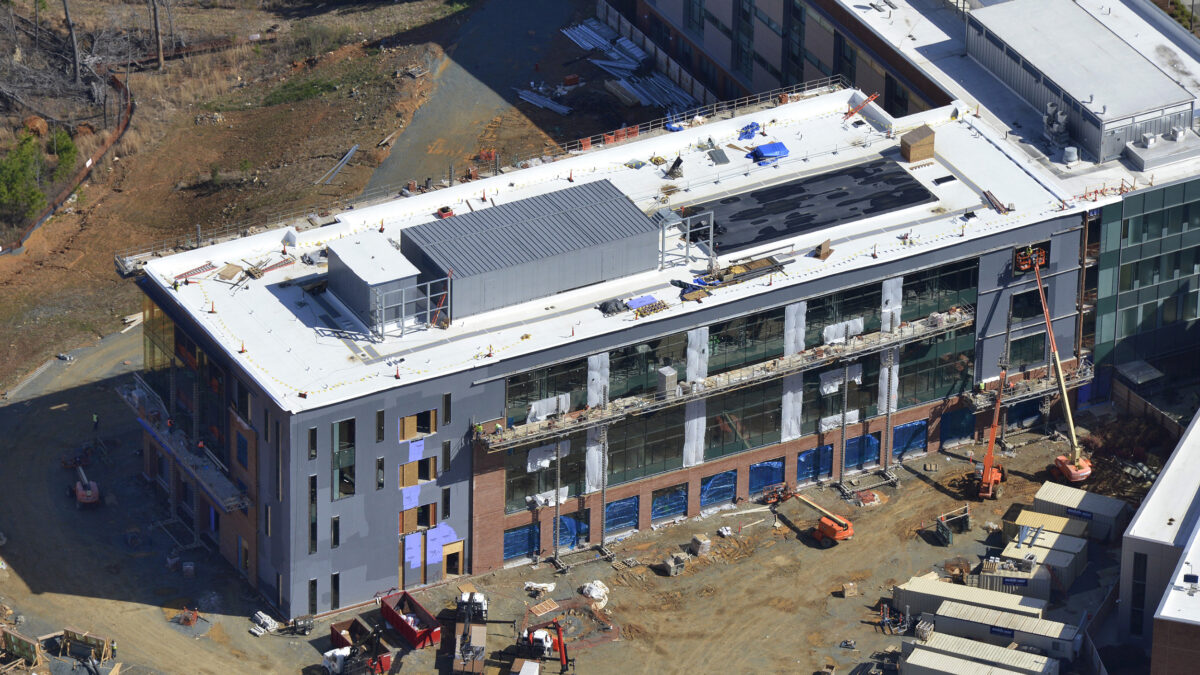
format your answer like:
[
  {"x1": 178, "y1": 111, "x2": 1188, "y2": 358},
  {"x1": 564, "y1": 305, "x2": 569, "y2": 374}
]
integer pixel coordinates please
[
  {"x1": 470, "y1": 396, "x2": 964, "y2": 574},
  {"x1": 1152, "y1": 617, "x2": 1200, "y2": 674}
]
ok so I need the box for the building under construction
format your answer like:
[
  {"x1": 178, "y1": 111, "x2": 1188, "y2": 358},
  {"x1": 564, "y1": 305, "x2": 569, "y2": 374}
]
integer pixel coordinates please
[{"x1": 119, "y1": 4, "x2": 1200, "y2": 620}]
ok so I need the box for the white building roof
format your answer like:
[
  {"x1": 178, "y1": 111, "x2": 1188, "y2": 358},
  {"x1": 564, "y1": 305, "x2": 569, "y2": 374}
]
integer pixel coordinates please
[
  {"x1": 896, "y1": 575, "x2": 1048, "y2": 616},
  {"x1": 971, "y1": 0, "x2": 1193, "y2": 122},
  {"x1": 326, "y1": 232, "x2": 420, "y2": 286},
  {"x1": 833, "y1": 0, "x2": 1200, "y2": 194},
  {"x1": 1151, "y1": 413, "x2": 1200, "y2": 626},
  {"x1": 1126, "y1": 411, "x2": 1200, "y2": 548},
  {"x1": 142, "y1": 88, "x2": 1087, "y2": 413}
]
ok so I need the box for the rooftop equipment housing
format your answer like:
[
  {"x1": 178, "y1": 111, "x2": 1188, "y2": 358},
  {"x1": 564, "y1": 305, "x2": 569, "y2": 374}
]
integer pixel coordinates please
[
  {"x1": 966, "y1": 0, "x2": 1195, "y2": 162},
  {"x1": 400, "y1": 179, "x2": 661, "y2": 319}
]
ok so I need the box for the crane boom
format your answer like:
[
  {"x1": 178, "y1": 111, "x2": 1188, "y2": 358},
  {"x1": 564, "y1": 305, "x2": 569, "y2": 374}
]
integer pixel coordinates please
[
  {"x1": 796, "y1": 494, "x2": 849, "y2": 530},
  {"x1": 1019, "y1": 246, "x2": 1090, "y2": 481}
]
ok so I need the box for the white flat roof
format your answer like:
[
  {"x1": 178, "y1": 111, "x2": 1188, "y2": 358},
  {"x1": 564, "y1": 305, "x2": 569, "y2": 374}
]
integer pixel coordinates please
[
  {"x1": 972, "y1": 0, "x2": 1193, "y2": 122},
  {"x1": 326, "y1": 231, "x2": 420, "y2": 286},
  {"x1": 835, "y1": 0, "x2": 1200, "y2": 192},
  {"x1": 1132, "y1": 411, "x2": 1200, "y2": 545},
  {"x1": 142, "y1": 89, "x2": 1083, "y2": 413}
]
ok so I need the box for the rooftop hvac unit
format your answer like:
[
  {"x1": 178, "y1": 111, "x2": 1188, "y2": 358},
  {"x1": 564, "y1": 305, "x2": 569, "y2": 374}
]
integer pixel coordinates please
[{"x1": 1142, "y1": 133, "x2": 1157, "y2": 147}]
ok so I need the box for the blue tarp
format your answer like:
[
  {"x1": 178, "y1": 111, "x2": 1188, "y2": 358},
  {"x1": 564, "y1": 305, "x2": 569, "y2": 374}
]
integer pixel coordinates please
[
  {"x1": 798, "y1": 445, "x2": 834, "y2": 483},
  {"x1": 940, "y1": 407, "x2": 975, "y2": 449},
  {"x1": 627, "y1": 295, "x2": 658, "y2": 310},
  {"x1": 749, "y1": 459, "x2": 785, "y2": 494},
  {"x1": 651, "y1": 484, "x2": 688, "y2": 520},
  {"x1": 666, "y1": 122, "x2": 685, "y2": 132},
  {"x1": 605, "y1": 496, "x2": 639, "y2": 533},
  {"x1": 892, "y1": 420, "x2": 928, "y2": 461},
  {"x1": 845, "y1": 434, "x2": 881, "y2": 472},
  {"x1": 745, "y1": 142, "x2": 789, "y2": 166},
  {"x1": 737, "y1": 122, "x2": 760, "y2": 140},
  {"x1": 699, "y1": 470, "x2": 737, "y2": 507},
  {"x1": 557, "y1": 512, "x2": 589, "y2": 548},
  {"x1": 503, "y1": 523, "x2": 539, "y2": 560}
]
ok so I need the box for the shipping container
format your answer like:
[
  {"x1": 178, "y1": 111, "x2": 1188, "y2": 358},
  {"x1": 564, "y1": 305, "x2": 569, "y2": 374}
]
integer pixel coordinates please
[
  {"x1": 1000, "y1": 541, "x2": 1083, "y2": 590},
  {"x1": 933, "y1": 600, "x2": 1080, "y2": 660},
  {"x1": 969, "y1": 563, "x2": 1053, "y2": 601},
  {"x1": 902, "y1": 629, "x2": 1060, "y2": 672},
  {"x1": 902, "y1": 631, "x2": 1060, "y2": 674},
  {"x1": 901, "y1": 645, "x2": 1025, "y2": 675},
  {"x1": 1011, "y1": 529, "x2": 1088, "y2": 558},
  {"x1": 1030, "y1": 483, "x2": 1130, "y2": 543},
  {"x1": 893, "y1": 576, "x2": 1046, "y2": 618},
  {"x1": 1002, "y1": 510, "x2": 1090, "y2": 540}
]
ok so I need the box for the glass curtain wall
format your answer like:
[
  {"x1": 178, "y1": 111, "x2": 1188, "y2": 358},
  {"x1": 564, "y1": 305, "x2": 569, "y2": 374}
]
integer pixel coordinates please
[
  {"x1": 608, "y1": 332, "x2": 688, "y2": 400},
  {"x1": 901, "y1": 259, "x2": 979, "y2": 321},
  {"x1": 707, "y1": 307, "x2": 786, "y2": 375},
  {"x1": 896, "y1": 329, "x2": 974, "y2": 409},
  {"x1": 805, "y1": 283, "x2": 882, "y2": 348},
  {"x1": 607, "y1": 406, "x2": 685, "y2": 486},
  {"x1": 504, "y1": 431, "x2": 587, "y2": 513},
  {"x1": 704, "y1": 379, "x2": 783, "y2": 460},
  {"x1": 505, "y1": 358, "x2": 587, "y2": 425}
]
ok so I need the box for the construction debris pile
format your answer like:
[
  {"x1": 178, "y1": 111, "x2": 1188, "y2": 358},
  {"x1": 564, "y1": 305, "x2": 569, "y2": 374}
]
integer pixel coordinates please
[{"x1": 561, "y1": 19, "x2": 700, "y2": 110}]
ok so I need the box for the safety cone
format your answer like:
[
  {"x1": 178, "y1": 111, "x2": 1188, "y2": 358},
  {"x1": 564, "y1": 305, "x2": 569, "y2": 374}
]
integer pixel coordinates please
[
  {"x1": 239, "y1": 341, "x2": 246, "y2": 354},
  {"x1": 208, "y1": 301, "x2": 216, "y2": 314}
]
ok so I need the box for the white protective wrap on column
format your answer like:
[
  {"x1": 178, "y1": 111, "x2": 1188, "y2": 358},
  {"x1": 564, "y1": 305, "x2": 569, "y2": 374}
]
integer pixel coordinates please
[
  {"x1": 686, "y1": 327, "x2": 709, "y2": 382},
  {"x1": 877, "y1": 347, "x2": 899, "y2": 415},
  {"x1": 587, "y1": 353, "x2": 610, "y2": 406},
  {"x1": 585, "y1": 427, "x2": 603, "y2": 493},
  {"x1": 784, "y1": 301, "x2": 806, "y2": 356},
  {"x1": 822, "y1": 317, "x2": 864, "y2": 344},
  {"x1": 683, "y1": 400, "x2": 706, "y2": 467},
  {"x1": 819, "y1": 410, "x2": 860, "y2": 432},
  {"x1": 882, "y1": 276, "x2": 903, "y2": 333},
  {"x1": 781, "y1": 373, "x2": 804, "y2": 442},
  {"x1": 819, "y1": 363, "x2": 863, "y2": 395}
]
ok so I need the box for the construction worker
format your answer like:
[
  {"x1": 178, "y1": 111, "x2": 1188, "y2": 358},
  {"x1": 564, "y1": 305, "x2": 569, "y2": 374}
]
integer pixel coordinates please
[
  {"x1": 92, "y1": 412, "x2": 99, "y2": 433},
  {"x1": 474, "y1": 424, "x2": 483, "y2": 437},
  {"x1": 494, "y1": 423, "x2": 503, "y2": 435}
]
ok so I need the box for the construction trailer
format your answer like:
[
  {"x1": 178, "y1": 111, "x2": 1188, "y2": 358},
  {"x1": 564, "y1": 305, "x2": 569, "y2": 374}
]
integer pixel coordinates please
[
  {"x1": 999, "y1": 543, "x2": 1082, "y2": 592},
  {"x1": 1002, "y1": 510, "x2": 1090, "y2": 541},
  {"x1": 893, "y1": 575, "x2": 1047, "y2": 618},
  {"x1": 931, "y1": 601, "x2": 1081, "y2": 661},
  {"x1": 900, "y1": 645, "x2": 1024, "y2": 675},
  {"x1": 1030, "y1": 483, "x2": 1131, "y2": 543},
  {"x1": 902, "y1": 631, "x2": 1060, "y2": 675},
  {"x1": 968, "y1": 562, "x2": 1053, "y2": 601},
  {"x1": 1012, "y1": 529, "x2": 1088, "y2": 560}
]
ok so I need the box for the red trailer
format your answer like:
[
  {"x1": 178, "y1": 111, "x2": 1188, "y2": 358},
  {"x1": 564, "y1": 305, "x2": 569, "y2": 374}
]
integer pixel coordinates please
[{"x1": 380, "y1": 591, "x2": 442, "y2": 649}]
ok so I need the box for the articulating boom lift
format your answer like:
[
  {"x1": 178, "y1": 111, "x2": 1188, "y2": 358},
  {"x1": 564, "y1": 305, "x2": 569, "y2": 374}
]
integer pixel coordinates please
[
  {"x1": 977, "y1": 311, "x2": 1011, "y2": 499},
  {"x1": 1016, "y1": 246, "x2": 1091, "y2": 482}
]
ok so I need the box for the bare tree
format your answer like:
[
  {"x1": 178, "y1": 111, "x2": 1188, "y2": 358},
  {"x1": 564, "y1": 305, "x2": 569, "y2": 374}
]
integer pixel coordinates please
[
  {"x1": 148, "y1": 0, "x2": 162, "y2": 69},
  {"x1": 61, "y1": 0, "x2": 79, "y2": 84}
]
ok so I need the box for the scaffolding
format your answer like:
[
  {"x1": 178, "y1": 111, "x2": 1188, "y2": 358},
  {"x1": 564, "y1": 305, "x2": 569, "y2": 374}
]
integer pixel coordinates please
[
  {"x1": 368, "y1": 274, "x2": 451, "y2": 339},
  {"x1": 966, "y1": 357, "x2": 1094, "y2": 411},
  {"x1": 478, "y1": 305, "x2": 976, "y2": 452}
]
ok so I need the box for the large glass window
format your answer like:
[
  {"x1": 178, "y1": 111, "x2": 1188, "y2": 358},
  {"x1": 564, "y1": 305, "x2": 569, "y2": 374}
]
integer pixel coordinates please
[
  {"x1": 902, "y1": 259, "x2": 979, "y2": 321},
  {"x1": 699, "y1": 470, "x2": 737, "y2": 507},
  {"x1": 1009, "y1": 333, "x2": 1047, "y2": 370},
  {"x1": 505, "y1": 358, "x2": 587, "y2": 425},
  {"x1": 806, "y1": 283, "x2": 882, "y2": 347},
  {"x1": 801, "y1": 359, "x2": 881, "y2": 434},
  {"x1": 1011, "y1": 289, "x2": 1043, "y2": 322},
  {"x1": 331, "y1": 419, "x2": 356, "y2": 500},
  {"x1": 708, "y1": 307, "x2": 786, "y2": 375},
  {"x1": 608, "y1": 332, "x2": 688, "y2": 400},
  {"x1": 704, "y1": 379, "x2": 783, "y2": 460},
  {"x1": 504, "y1": 432, "x2": 586, "y2": 514},
  {"x1": 896, "y1": 329, "x2": 974, "y2": 408},
  {"x1": 651, "y1": 484, "x2": 688, "y2": 521},
  {"x1": 608, "y1": 406, "x2": 685, "y2": 486}
]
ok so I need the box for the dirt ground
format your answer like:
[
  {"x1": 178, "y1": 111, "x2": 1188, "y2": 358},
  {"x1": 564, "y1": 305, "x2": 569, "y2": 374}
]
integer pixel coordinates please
[
  {"x1": 0, "y1": 0, "x2": 669, "y2": 398},
  {"x1": 0, "y1": 326, "x2": 1142, "y2": 674}
]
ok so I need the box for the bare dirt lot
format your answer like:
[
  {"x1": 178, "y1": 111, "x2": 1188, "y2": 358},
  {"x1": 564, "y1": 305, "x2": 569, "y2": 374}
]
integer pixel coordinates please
[{"x1": 0, "y1": 330, "x2": 1142, "y2": 673}]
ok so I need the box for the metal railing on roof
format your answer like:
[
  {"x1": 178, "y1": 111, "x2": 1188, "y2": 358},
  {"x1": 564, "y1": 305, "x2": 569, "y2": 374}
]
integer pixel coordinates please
[
  {"x1": 965, "y1": 358, "x2": 1094, "y2": 411},
  {"x1": 111, "y1": 75, "x2": 850, "y2": 277},
  {"x1": 478, "y1": 304, "x2": 974, "y2": 451}
]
